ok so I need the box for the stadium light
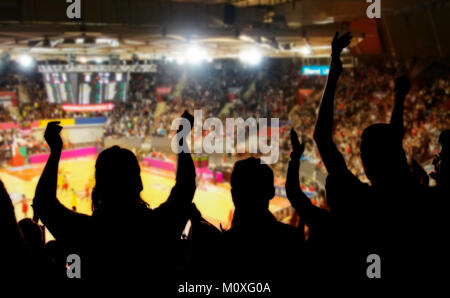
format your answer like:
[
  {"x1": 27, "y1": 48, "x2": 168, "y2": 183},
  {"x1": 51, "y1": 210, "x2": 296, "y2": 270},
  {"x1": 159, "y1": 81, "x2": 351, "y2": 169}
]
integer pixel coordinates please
[
  {"x1": 239, "y1": 35, "x2": 254, "y2": 42},
  {"x1": 18, "y1": 54, "x2": 34, "y2": 68},
  {"x1": 79, "y1": 56, "x2": 88, "y2": 63},
  {"x1": 110, "y1": 39, "x2": 120, "y2": 47},
  {"x1": 185, "y1": 45, "x2": 208, "y2": 65},
  {"x1": 239, "y1": 48, "x2": 262, "y2": 66},
  {"x1": 176, "y1": 56, "x2": 185, "y2": 65},
  {"x1": 299, "y1": 46, "x2": 313, "y2": 56},
  {"x1": 96, "y1": 38, "x2": 120, "y2": 47}
]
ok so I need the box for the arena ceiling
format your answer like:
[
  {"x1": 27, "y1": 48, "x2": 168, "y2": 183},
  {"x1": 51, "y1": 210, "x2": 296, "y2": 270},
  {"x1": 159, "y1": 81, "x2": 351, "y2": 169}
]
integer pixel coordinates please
[{"x1": 0, "y1": 0, "x2": 445, "y2": 62}]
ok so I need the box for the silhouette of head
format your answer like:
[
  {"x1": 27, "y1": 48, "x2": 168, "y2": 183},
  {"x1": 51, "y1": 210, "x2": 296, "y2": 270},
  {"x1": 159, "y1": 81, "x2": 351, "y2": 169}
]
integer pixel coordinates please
[
  {"x1": 360, "y1": 124, "x2": 407, "y2": 184},
  {"x1": 92, "y1": 146, "x2": 145, "y2": 211},
  {"x1": 230, "y1": 158, "x2": 275, "y2": 220}
]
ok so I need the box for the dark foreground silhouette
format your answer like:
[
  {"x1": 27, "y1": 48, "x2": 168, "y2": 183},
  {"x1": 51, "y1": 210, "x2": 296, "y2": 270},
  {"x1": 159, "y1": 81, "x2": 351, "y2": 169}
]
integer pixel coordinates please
[
  {"x1": 0, "y1": 34, "x2": 447, "y2": 292},
  {"x1": 32, "y1": 112, "x2": 196, "y2": 285}
]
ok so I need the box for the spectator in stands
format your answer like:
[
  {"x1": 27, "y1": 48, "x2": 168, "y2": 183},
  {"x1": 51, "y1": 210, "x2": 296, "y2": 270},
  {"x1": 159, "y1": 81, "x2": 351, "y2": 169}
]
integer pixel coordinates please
[
  {"x1": 0, "y1": 180, "x2": 31, "y2": 279},
  {"x1": 212, "y1": 157, "x2": 305, "y2": 291},
  {"x1": 314, "y1": 32, "x2": 425, "y2": 279},
  {"x1": 286, "y1": 129, "x2": 334, "y2": 279},
  {"x1": 32, "y1": 112, "x2": 196, "y2": 283}
]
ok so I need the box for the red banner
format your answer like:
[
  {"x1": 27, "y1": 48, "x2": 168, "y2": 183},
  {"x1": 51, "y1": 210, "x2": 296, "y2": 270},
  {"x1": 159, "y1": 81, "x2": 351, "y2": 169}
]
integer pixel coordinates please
[
  {"x1": 156, "y1": 87, "x2": 171, "y2": 94},
  {"x1": 298, "y1": 89, "x2": 314, "y2": 105},
  {"x1": 62, "y1": 103, "x2": 115, "y2": 112},
  {"x1": 0, "y1": 91, "x2": 18, "y2": 106}
]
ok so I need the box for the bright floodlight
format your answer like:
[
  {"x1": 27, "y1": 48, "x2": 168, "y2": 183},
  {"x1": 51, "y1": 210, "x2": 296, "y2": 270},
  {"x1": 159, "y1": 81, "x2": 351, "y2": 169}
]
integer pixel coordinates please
[
  {"x1": 79, "y1": 56, "x2": 88, "y2": 63},
  {"x1": 176, "y1": 56, "x2": 185, "y2": 65},
  {"x1": 186, "y1": 45, "x2": 207, "y2": 65},
  {"x1": 239, "y1": 48, "x2": 262, "y2": 66},
  {"x1": 300, "y1": 46, "x2": 313, "y2": 56},
  {"x1": 19, "y1": 54, "x2": 33, "y2": 68}
]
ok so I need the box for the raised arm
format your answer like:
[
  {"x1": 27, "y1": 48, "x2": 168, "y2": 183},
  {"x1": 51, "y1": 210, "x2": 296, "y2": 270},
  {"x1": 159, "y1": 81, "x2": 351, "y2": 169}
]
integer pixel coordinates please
[
  {"x1": 33, "y1": 122, "x2": 88, "y2": 239},
  {"x1": 158, "y1": 111, "x2": 196, "y2": 208},
  {"x1": 313, "y1": 32, "x2": 352, "y2": 175},
  {"x1": 170, "y1": 111, "x2": 196, "y2": 205},
  {"x1": 391, "y1": 76, "x2": 410, "y2": 139},
  {"x1": 155, "y1": 111, "x2": 197, "y2": 238},
  {"x1": 33, "y1": 121, "x2": 63, "y2": 223},
  {"x1": 286, "y1": 129, "x2": 325, "y2": 225}
]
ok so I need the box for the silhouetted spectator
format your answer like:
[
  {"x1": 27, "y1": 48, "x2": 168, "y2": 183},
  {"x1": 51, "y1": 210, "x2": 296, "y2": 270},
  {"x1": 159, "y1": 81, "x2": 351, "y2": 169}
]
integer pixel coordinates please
[
  {"x1": 214, "y1": 157, "x2": 305, "y2": 292},
  {"x1": 33, "y1": 113, "x2": 196, "y2": 284},
  {"x1": 0, "y1": 180, "x2": 31, "y2": 280},
  {"x1": 314, "y1": 33, "x2": 424, "y2": 279}
]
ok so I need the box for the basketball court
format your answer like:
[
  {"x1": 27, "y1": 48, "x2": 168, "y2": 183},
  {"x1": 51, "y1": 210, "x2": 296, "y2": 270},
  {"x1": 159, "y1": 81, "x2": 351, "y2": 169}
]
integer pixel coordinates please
[{"x1": 1, "y1": 155, "x2": 292, "y2": 241}]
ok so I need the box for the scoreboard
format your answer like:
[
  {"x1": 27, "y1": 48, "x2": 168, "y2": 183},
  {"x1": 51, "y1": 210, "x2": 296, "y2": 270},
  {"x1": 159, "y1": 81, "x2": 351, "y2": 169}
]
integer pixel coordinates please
[
  {"x1": 43, "y1": 72, "x2": 127, "y2": 104},
  {"x1": 38, "y1": 63, "x2": 157, "y2": 104},
  {"x1": 79, "y1": 72, "x2": 126, "y2": 104},
  {"x1": 44, "y1": 72, "x2": 73, "y2": 103}
]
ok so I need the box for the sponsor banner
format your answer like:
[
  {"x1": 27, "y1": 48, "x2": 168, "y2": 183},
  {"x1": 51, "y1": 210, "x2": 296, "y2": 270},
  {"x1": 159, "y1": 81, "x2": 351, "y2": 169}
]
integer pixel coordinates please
[
  {"x1": 0, "y1": 91, "x2": 18, "y2": 106},
  {"x1": 156, "y1": 87, "x2": 171, "y2": 94},
  {"x1": 39, "y1": 118, "x2": 75, "y2": 127},
  {"x1": 144, "y1": 157, "x2": 176, "y2": 172},
  {"x1": 62, "y1": 103, "x2": 114, "y2": 112},
  {"x1": 301, "y1": 65, "x2": 330, "y2": 76},
  {"x1": 29, "y1": 147, "x2": 98, "y2": 164},
  {"x1": 298, "y1": 89, "x2": 314, "y2": 97},
  {"x1": 75, "y1": 117, "x2": 108, "y2": 125},
  {"x1": 0, "y1": 122, "x2": 20, "y2": 130},
  {"x1": 144, "y1": 157, "x2": 223, "y2": 183}
]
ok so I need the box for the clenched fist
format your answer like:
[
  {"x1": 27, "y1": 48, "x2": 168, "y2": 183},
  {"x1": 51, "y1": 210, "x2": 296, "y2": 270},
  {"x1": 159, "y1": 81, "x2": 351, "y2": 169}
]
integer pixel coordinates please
[{"x1": 44, "y1": 121, "x2": 63, "y2": 152}]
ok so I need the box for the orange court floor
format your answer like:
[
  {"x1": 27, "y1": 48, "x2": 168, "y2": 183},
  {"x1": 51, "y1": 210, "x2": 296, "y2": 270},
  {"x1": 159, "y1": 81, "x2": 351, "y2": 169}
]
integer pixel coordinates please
[{"x1": 1, "y1": 156, "x2": 290, "y2": 241}]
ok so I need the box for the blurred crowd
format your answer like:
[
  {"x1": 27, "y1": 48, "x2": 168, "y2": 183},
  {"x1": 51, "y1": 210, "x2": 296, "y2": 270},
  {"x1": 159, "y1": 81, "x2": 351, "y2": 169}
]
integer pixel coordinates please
[{"x1": 0, "y1": 59, "x2": 448, "y2": 181}]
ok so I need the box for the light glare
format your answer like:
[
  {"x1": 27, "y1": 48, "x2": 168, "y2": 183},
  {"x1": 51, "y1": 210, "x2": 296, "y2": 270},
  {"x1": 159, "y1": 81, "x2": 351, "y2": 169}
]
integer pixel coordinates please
[
  {"x1": 19, "y1": 54, "x2": 33, "y2": 68},
  {"x1": 300, "y1": 46, "x2": 313, "y2": 56},
  {"x1": 186, "y1": 46, "x2": 207, "y2": 65},
  {"x1": 239, "y1": 49, "x2": 262, "y2": 66}
]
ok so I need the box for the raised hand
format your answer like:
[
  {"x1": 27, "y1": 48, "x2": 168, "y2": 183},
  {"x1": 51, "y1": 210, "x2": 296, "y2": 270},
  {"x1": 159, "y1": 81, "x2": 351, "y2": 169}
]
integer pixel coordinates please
[
  {"x1": 44, "y1": 121, "x2": 63, "y2": 152},
  {"x1": 177, "y1": 110, "x2": 194, "y2": 133},
  {"x1": 395, "y1": 75, "x2": 411, "y2": 98},
  {"x1": 176, "y1": 110, "x2": 195, "y2": 151},
  {"x1": 290, "y1": 129, "x2": 305, "y2": 160},
  {"x1": 182, "y1": 110, "x2": 194, "y2": 130},
  {"x1": 331, "y1": 32, "x2": 352, "y2": 58}
]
